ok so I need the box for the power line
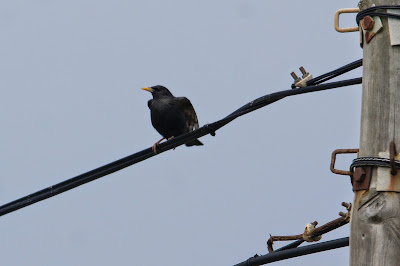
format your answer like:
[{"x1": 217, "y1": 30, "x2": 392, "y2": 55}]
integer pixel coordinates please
[
  {"x1": 233, "y1": 237, "x2": 349, "y2": 266},
  {"x1": 306, "y1": 59, "x2": 362, "y2": 86},
  {"x1": 0, "y1": 61, "x2": 362, "y2": 217},
  {"x1": 234, "y1": 206, "x2": 350, "y2": 265},
  {"x1": 269, "y1": 204, "x2": 350, "y2": 252}
]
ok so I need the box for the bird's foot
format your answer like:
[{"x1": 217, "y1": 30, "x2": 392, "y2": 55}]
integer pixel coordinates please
[
  {"x1": 168, "y1": 136, "x2": 176, "y2": 150},
  {"x1": 152, "y1": 143, "x2": 158, "y2": 154},
  {"x1": 152, "y1": 137, "x2": 166, "y2": 154}
]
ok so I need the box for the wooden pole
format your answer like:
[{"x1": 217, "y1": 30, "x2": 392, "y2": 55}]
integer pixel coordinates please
[{"x1": 350, "y1": 0, "x2": 400, "y2": 265}]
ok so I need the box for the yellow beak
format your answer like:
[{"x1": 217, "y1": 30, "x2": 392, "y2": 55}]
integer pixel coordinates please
[{"x1": 141, "y1": 87, "x2": 154, "y2": 92}]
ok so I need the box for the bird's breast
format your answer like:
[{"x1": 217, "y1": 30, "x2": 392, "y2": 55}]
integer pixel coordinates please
[{"x1": 149, "y1": 99, "x2": 186, "y2": 138}]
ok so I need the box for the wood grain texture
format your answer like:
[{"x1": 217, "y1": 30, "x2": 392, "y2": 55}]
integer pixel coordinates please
[{"x1": 351, "y1": 1, "x2": 400, "y2": 265}]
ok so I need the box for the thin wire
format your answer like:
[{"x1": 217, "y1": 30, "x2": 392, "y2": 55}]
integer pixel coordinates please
[{"x1": 0, "y1": 66, "x2": 362, "y2": 217}]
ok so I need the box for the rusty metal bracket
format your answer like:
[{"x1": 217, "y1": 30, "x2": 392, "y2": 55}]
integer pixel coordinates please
[
  {"x1": 334, "y1": 8, "x2": 360, "y2": 33},
  {"x1": 267, "y1": 202, "x2": 351, "y2": 252},
  {"x1": 376, "y1": 142, "x2": 400, "y2": 192},
  {"x1": 360, "y1": 15, "x2": 383, "y2": 47},
  {"x1": 330, "y1": 149, "x2": 359, "y2": 176},
  {"x1": 330, "y1": 149, "x2": 371, "y2": 191}
]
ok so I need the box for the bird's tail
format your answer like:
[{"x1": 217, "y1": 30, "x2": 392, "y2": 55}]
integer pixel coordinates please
[{"x1": 185, "y1": 139, "x2": 203, "y2": 146}]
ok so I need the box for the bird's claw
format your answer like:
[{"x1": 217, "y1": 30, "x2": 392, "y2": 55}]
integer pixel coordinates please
[
  {"x1": 167, "y1": 136, "x2": 176, "y2": 150},
  {"x1": 152, "y1": 143, "x2": 158, "y2": 154},
  {"x1": 152, "y1": 137, "x2": 165, "y2": 154}
]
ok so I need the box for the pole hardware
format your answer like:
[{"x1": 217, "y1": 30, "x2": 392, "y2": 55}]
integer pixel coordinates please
[
  {"x1": 360, "y1": 15, "x2": 383, "y2": 46},
  {"x1": 334, "y1": 8, "x2": 360, "y2": 33},
  {"x1": 349, "y1": 144, "x2": 400, "y2": 192},
  {"x1": 356, "y1": 5, "x2": 400, "y2": 47},
  {"x1": 362, "y1": 16, "x2": 375, "y2": 30},
  {"x1": 290, "y1": 72, "x2": 301, "y2": 85},
  {"x1": 330, "y1": 149, "x2": 372, "y2": 191},
  {"x1": 267, "y1": 202, "x2": 351, "y2": 252},
  {"x1": 330, "y1": 149, "x2": 359, "y2": 176},
  {"x1": 352, "y1": 166, "x2": 372, "y2": 191},
  {"x1": 290, "y1": 66, "x2": 313, "y2": 88},
  {"x1": 375, "y1": 141, "x2": 400, "y2": 192},
  {"x1": 390, "y1": 141, "x2": 397, "y2": 175}
]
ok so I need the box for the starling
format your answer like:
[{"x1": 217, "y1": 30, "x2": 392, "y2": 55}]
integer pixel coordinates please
[{"x1": 142, "y1": 85, "x2": 203, "y2": 153}]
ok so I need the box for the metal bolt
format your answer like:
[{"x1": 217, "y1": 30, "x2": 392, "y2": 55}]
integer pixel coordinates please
[
  {"x1": 353, "y1": 167, "x2": 366, "y2": 182},
  {"x1": 342, "y1": 202, "x2": 350, "y2": 208},
  {"x1": 362, "y1": 16, "x2": 375, "y2": 31},
  {"x1": 299, "y1": 66, "x2": 307, "y2": 76},
  {"x1": 290, "y1": 72, "x2": 299, "y2": 80},
  {"x1": 311, "y1": 221, "x2": 318, "y2": 226},
  {"x1": 339, "y1": 211, "x2": 347, "y2": 218}
]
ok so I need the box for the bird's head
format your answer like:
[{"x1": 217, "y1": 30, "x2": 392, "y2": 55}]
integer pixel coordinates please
[{"x1": 141, "y1": 85, "x2": 174, "y2": 99}]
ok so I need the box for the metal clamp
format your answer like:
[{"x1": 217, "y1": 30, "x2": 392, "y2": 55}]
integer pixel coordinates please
[
  {"x1": 334, "y1": 8, "x2": 360, "y2": 32},
  {"x1": 290, "y1": 66, "x2": 313, "y2": 88},
  {"x1": 330, "y1": 149, "x2": 359, "y2": 176},
  {"x1": 377, "y1": 142, "x2": 400, "y2": 192}
]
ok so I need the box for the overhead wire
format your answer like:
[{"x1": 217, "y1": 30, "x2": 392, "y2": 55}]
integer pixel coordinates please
[
  {"x1": 233, "y1": 237, "x2": 349, "y2": 266},
  {"x1": 269, "y1": 205, "x2": 350, "y2": 253},
  {"x1": 305, "y1": 59, "x2": 362, "y2": 86},
  {"x1": 0, "y1": 60, "x2": 362, "y2": 217}
]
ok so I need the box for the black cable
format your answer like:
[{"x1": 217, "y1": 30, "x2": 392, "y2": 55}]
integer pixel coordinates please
[
  {"x1": 350, "y1": 157, "x2": 400, "y2": 171},
  {"x1": 356, "y1": 5, "x2": 400, "y2": 25},
  {"x1": 234, "y1": 237, "x2": 349, "y2": 266},
  {"x1": 211, "y1": 77, "x2": 361, "y2": 132},
  {"x1": 0, "y1": 75, "x2": 362, "y2": 217},
  {"x1": 306, "y1": 59, "x2": 362, "y2": 86}
]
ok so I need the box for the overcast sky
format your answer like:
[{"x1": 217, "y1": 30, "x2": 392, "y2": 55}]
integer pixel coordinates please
[{"x1": 1, "y1": 1, "x2": 362, "y2": 265}]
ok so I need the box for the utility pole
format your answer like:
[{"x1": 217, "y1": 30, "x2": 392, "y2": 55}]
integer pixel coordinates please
[{"x1": 350, "y1": 0, "x2": 400, "y2": 265}]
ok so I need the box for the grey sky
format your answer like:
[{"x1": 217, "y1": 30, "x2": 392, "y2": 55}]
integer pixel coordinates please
[{"x1": 1, "y1": 1, "x2": 362, "y2": 265}]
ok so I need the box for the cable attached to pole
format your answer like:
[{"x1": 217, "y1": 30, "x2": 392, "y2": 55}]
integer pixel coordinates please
[
  {"x1": 306, "y1": 59, "x2": 362, "y2": 86},
  {"x1": 356, "y1": 5, "x2": 400, "y2": 25},
  {"x1": 0, "y1": 62, "x2": 362, "y2": 217}
]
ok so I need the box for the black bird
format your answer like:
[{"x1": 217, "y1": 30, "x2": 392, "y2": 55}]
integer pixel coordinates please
[{"x1": 142, "y1": 85, "x2": 203, "y2": 153}]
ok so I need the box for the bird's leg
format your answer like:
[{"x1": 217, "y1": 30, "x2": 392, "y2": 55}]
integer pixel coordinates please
[
  {"x1": 167, "y1": 136, "x2": 176, "y2": 150},
  {"x1": 152, "y1": 137, "x2": 165, "y2": 154}
]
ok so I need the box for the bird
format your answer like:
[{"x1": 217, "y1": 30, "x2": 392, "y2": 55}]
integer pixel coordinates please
[{"x1": 142, "y1": 85, "x2": 203, "y2": 153}]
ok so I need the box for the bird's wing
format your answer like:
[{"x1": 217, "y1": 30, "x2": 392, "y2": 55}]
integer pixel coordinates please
[{"x1": 175, "y1": 97, "x2": 200, "y2": 131}]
